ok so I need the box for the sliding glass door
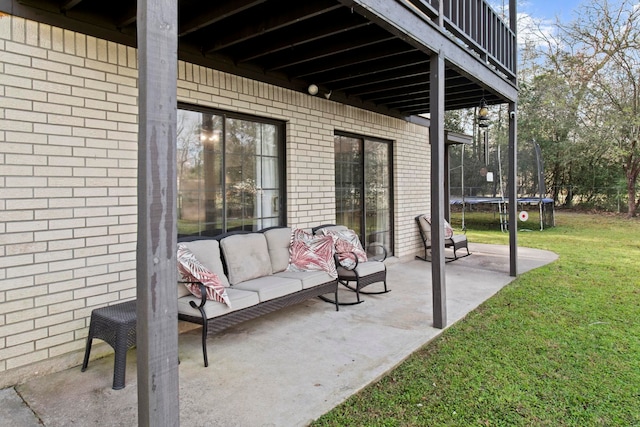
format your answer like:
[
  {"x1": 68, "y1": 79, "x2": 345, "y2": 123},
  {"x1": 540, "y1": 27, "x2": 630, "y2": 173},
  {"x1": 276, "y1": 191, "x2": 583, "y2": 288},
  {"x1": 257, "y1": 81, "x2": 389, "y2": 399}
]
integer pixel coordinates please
[{"x1": 335, "y1": 133, "x2": 392, "y2": 255}]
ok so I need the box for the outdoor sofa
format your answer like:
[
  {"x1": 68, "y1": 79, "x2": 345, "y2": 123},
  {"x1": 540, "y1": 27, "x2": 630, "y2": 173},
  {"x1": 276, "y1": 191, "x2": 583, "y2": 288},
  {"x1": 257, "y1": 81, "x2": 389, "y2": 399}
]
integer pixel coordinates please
[{"x1": 176, "y1": 226, "x2": 339, "y2": 367}]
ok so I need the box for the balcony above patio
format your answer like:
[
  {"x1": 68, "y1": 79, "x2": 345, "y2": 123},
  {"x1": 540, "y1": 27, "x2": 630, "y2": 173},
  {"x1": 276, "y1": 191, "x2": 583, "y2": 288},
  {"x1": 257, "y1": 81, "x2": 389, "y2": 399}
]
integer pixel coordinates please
[{"x1": 2, "y1": 0, "x2": 517, "y2": 116}]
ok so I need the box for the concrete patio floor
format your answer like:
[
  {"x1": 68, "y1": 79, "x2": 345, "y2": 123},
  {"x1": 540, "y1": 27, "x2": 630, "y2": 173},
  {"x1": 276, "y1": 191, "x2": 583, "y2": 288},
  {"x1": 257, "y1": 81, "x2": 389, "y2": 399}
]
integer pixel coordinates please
[{"x1": 2, "y1": 243, "x2": 557, "y2": 427}]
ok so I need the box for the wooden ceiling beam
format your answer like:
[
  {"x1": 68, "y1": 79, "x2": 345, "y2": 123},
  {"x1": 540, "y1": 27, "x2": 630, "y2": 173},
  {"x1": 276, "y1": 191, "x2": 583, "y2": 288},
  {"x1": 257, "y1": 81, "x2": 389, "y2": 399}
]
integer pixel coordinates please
[
  {"x1": 179, "y1": 0, "x2": 267, "y2": 37},
  {"x1": 201, "y1": 0, "x2": 342, "y2": 53}
]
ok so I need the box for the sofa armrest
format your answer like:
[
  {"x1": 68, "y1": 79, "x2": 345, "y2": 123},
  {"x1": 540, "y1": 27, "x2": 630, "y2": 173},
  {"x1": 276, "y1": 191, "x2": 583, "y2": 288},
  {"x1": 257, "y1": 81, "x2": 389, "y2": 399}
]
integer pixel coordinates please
[{"x1": 185, "y1": 282, "x2": 208, "y2": 310}]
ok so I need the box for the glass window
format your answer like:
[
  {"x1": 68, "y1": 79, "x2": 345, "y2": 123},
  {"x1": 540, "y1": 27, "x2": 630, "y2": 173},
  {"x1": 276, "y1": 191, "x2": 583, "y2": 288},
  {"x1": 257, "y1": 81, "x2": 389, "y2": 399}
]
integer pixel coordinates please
[
  {"x1": 335, "y1": 133, "x2": 393, "y2": 256},
  {"x1": 177, "y1": 106, "x2": 285, "y2": 237}
]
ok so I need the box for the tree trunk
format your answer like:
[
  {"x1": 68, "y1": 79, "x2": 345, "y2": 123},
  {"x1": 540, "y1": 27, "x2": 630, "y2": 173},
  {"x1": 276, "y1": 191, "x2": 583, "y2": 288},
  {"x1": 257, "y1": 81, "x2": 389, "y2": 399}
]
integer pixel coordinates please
[
  {"x1": 627, "y1": 174, "x2": 638, "y2": 218},
  {"x1": 624, "y1": 142, "x2": 639, "y2": 218},
  {"x1": 551, "y1": 162, "x2": 562, "y2": 204}
]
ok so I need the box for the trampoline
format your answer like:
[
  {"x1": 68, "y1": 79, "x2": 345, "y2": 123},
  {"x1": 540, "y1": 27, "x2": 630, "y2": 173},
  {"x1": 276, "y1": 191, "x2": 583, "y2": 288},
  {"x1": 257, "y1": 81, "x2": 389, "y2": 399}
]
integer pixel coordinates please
[
  {"x1": 450, "y1": 196, "x2": 555, "y2": 231},
  {"x1": 448, "y1": 135, "x2": 555, "y2": 232}
]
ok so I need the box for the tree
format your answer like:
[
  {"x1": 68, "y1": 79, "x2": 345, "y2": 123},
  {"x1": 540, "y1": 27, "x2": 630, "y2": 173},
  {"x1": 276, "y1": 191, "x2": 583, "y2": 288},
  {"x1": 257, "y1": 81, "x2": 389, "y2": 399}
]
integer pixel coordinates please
[{"x1": 541, "y1": 0, "x2": 640, "y2": 216}]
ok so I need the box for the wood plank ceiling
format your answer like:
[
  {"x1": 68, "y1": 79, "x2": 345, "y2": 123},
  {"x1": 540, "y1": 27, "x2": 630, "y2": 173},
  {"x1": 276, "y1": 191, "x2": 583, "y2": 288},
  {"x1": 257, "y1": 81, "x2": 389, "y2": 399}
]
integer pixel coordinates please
[{"x1": 8, "y1": 0, "x2": 507, "y2": 118}]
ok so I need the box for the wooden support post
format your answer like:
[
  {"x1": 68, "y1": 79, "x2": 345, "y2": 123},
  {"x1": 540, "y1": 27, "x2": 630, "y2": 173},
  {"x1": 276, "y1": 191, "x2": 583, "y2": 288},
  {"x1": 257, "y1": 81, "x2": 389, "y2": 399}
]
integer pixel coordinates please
[
  {"x1": 430, "y1": 52, "x2": 447, "y2": 329},
  {"x1": 444, "y1": 144, "x2": 451, "y2": 221},
  {"x1": 508, "y1": 100, "x2": 518, "y2": 277},
  {"x1": 508, "y1": 0, "x2": 519, "y2": 277},
  {"x1": 137, "y1": 1, "x2": 179, "y2": 426}
]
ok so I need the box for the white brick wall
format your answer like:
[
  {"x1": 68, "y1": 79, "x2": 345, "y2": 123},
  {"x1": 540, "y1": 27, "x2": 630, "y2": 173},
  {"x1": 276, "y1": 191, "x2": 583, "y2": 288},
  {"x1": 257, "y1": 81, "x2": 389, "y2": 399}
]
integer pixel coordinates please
[
  {"x1": 0, "y1": 15, "x2": 140, "y2": 381},
  {"x1": 0, "y1": 14, "x2": 430, "y2": 386}
]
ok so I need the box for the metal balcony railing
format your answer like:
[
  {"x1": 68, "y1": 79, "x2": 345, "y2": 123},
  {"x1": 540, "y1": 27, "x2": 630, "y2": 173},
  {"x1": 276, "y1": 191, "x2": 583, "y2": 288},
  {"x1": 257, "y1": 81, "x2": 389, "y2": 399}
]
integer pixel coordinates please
[{"x1": 405, "y1": 0, "x2": 517, "y2": 80}]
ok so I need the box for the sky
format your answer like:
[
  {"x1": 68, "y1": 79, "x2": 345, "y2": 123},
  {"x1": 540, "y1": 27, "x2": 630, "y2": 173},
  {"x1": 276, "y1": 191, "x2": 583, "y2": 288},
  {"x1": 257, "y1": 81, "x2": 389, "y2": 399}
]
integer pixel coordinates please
[
  {"x1": 502, "y1": 0, "x2": 587, "y2": 50},
  {"x1": 518, "y1": 0, "x2": 583, "y2": 21}
]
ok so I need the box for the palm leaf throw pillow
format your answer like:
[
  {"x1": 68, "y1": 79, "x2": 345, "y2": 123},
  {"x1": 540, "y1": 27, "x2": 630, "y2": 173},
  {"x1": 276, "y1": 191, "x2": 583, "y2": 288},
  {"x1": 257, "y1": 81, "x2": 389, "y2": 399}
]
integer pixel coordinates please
[
  {"x1": 177, "y1": 243, "x2": 231, "y2": 308},
  {"x1": 322, "y1": 228, "x2": 368, "y2": 269},
  {"x1": 287, "y1": 229, "x2": 337, "y2": 279}
]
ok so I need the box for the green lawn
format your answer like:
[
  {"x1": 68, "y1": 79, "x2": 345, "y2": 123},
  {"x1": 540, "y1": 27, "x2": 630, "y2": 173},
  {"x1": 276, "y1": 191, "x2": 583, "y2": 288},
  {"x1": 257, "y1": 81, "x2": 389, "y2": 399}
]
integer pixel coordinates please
[{"x1": 312, "y1": 211, "x2": 640, "y2": 426}]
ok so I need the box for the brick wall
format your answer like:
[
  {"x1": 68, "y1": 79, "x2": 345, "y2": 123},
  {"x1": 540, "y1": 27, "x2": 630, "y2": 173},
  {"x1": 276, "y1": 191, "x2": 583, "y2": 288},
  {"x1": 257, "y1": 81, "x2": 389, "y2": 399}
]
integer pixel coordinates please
[{"x1": 0, "y1": 14, "x2": 430, "y2": 386}]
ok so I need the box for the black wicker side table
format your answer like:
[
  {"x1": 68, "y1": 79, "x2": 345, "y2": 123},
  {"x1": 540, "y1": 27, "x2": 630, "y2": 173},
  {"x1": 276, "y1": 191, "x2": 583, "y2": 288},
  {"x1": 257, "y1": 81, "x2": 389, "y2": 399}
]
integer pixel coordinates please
[{"x1": 81, "y1": 300, "x2": 137, "y2": 390}]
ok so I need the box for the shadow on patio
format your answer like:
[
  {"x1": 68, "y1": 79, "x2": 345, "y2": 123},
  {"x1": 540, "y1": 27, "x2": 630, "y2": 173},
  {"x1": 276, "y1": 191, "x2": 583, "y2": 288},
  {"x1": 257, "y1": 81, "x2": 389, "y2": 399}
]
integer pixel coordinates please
[{"x1": 6, "y1": 243, "x2": 557, "y2": 427}]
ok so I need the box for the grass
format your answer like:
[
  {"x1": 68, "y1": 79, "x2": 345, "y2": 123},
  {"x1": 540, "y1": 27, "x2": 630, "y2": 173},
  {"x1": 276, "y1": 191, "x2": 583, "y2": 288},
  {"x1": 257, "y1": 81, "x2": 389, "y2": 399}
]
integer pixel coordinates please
[{"x1": 311, "y1": 211, "x2": 640, "y2": 426}]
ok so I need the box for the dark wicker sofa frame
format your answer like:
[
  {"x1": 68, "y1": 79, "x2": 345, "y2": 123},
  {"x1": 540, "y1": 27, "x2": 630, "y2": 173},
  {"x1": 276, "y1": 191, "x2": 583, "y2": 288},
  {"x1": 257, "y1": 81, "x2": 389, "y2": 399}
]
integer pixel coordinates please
[{"x1": 177, "y1": 229, "x2": 339, "y2": 367}]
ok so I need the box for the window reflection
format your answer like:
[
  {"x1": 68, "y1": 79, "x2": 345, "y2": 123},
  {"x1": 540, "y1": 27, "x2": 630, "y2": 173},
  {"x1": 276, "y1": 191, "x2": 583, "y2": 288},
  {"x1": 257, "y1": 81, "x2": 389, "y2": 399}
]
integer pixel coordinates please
[{"x1": 177, "y1": 108, "x2": 284, "y2": 236}]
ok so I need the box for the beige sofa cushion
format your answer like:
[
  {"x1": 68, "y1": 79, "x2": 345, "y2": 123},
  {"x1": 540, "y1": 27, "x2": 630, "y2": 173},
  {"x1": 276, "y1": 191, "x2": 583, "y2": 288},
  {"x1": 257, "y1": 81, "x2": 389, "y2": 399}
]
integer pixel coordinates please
[
  {"x1": 233, "y1": 275, "x2": 302, "y2": 302},
  {"x1": 274, "y1": 270, "x2": 335, "y2": 289},
  {"x1": 263, "y1": 227, "x2": 292, "y2": 273},
  {"x1": 177, "y1": 288, "x2": 260, "y2": 319},
  {"x1": 178, "y1": 283, "x2": 192, "y2": 298},
  {"x1": 220, "y1": 233, "x2": 272, "y2": 285},
  {"x1": 180, "y1": 239, "x2": 230, "y2": 287}
]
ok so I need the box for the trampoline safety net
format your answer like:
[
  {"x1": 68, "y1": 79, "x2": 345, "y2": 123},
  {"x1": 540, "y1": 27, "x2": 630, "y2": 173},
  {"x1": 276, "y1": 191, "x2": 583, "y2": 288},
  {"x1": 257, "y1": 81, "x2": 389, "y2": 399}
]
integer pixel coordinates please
[{"x1": 448, "y1": 139, "x2": 555, "y2": 231}]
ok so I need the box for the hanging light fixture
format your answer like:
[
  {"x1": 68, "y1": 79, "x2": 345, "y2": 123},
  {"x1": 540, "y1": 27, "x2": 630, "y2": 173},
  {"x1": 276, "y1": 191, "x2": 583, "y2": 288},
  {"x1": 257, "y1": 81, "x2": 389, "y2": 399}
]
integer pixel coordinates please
[{"x1": 478, "y1": 98, "x2": 489, "y2": 128}]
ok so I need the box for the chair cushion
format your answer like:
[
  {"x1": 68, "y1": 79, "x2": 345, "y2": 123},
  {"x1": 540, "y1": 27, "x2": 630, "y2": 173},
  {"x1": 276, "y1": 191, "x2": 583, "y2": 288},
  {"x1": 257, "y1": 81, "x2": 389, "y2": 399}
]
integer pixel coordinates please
[
  {"x1": 221, "y1": 234, "x2": 273, "y2": 285},
  {"x1": 420, "y1": 215, "x2": 454, "y2": 239},
  {"x1": 338, "y1": 260, "x2": 386, "y2": 279},
  {"x1": 287, "y1": 229, "x2": 337, "y2": 279},
  {"x1": 177, "y1": 243, "x2": 231, "y2": 307},
  {"x1": 177, "y1": 288, "x2": 260, "y2": 319},
  {"x1": 263, "y1": 227, "x2": 292, "y2": 273},
  {"x1": 450, "y1": 234, "x2": 468, "y2": 244},
  {"x1": 233, "y1": 275, "x2": 302, "y2": 302},
  {"x1": 274, "y1": 270, "x2": 335, "y2": 289},
  {"x1": 417, "y1": 215, "x2": 431, "y2": 239}
]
